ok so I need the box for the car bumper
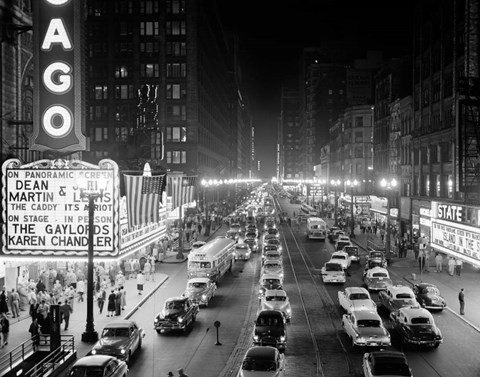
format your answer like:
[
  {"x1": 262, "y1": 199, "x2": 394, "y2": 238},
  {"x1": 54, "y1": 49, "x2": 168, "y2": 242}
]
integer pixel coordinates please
[
  {"x1": 404, "y1": 338, "x2": 442, "y2": 346},
  {"x1": 354, "y1": 338, "x2": 391, "y2": 347},
  {"x1": 423, "y1": 304, "x2": 446, "y2": 310},
  {"x1": 322, "y1": 276, "x2": 346, "y2": 283},
  {"x1": 154, "y1": 322, "x2": 186, "y2": 333},
  {"x1": 253, "y1": 340, "x2": 286, "y2": 351},
  {"x1": 235, "y1": 254, "x2": 250, "y2": 260}
]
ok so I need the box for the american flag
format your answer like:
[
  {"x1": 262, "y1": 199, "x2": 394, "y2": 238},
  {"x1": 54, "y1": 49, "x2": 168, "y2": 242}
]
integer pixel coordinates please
[
  {"x1": 124, "y1": 174, "x2": 166, "y2": 228},
  {"x1": 169, "y1": 175, "x2": 197, "y2": 209}
]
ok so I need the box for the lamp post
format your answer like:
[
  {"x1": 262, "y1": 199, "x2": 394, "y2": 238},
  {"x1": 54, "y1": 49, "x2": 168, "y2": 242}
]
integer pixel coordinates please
[
  {"x1": 346, "y1": 179, "x2": 359, "y2": 238},
  {"x1": 380, "y1": 178, "x2": 397, "y2": 255},
  {"x1": 78, "y1": 177, "x2": 107, "y2": 343},
  {"x1": 330, "y1": 179, "x2": 341, "y2": 226}
]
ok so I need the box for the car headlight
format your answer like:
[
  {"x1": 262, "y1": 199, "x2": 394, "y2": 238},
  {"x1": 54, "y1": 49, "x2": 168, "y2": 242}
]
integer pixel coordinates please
[
  {"x1": 259, "y1": 288, "x2": 264, "y2": 294},
  {"x1": 280, "y1": 335, "x2": 286, "y2": 342},
  {"x1": 253, "y1": 335, "x2": 259, "y2": 341},
  {"x1": 286, "y1": 308, "x2": 291, "y2": 313},
  {"x1": 91, "y1": 349, "x2": 97, "y2": 355},
  {"x1": 355, "y1": 336, "x2": 365, "y2": 343},
  {"x1": 178, "y1": 317, "x2": 184, "y2": 323},
  {"x1": 202, "y1": 294, "x2": 207, "y2": 300},
  {"x1": 120, "y1": 349, "x2": 126, "y2": 354}
]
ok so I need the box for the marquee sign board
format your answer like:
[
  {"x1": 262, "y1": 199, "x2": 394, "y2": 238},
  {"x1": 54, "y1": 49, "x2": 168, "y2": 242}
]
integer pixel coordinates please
[
  {"x1": 31, "y1": 0, "x2": 87, "y2": 152},
  {"x1": 1, "y1": 159, "x2": 120, "y2": 258}
]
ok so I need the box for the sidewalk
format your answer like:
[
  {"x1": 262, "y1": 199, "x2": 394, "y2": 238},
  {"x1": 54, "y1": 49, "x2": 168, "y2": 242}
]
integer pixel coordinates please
[{"x1": 324, "y1": 218, "x2": 480, "y2": 332}]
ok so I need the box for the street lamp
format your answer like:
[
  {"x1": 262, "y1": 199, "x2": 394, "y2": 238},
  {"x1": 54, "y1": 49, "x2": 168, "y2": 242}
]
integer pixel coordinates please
[
  {"x1": 380, "y1": 178, "x2": 397, "y2": 255},
  {"x1": 346, "y1": 179, "x2": 359, "y2": 238},
  {"x1": 77, "y1": 176, "x2": 108, "y2": 343},
  {"x1": 330, "y1": 179, "x2": 341, "y2": 227}
]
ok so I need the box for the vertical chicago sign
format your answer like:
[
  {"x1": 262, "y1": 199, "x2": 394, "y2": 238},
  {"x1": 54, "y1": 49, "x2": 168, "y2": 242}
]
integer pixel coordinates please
[{"x1": 31, "y1": 0, "x2": 87, "y2": 152}]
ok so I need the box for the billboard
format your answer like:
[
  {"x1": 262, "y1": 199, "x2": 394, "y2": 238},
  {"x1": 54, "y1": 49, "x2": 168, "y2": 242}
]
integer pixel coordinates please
[
  {"x1": 31, "y1": 0, "x2": 87, "y2": 152},
  {"x1": 1, "y1": 159, "x2": 120, "y2": 258}
]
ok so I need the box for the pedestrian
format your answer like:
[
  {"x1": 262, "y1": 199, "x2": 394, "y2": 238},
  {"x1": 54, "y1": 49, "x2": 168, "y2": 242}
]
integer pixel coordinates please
[
  {"x1": 10, "y1": 289, "x2": 19, "y2": 318},
  {"x1": 459, "y1": 288, "x2": 465, "y2": 315},
  {"x1": 418, "y1": 252, "x2": 425, "y2": 272},
  {"x1": 97, "y1": 288, "x2": 106, "y2": 314},
  {"x1": 177, "y1": 368, "x2": 188, "y2": 377},
  {"x1": 455, "y1": 258, "x2": 463, "y2": 276},
  {"x1": 120, "y1": 286, "x2": 127, "y2": 310},
  {"x1": 76, "y1": 279, "x2": 85, "y2": 302},
  {"x1": 27, "y1": 288, "x2": 37, "y2": 319},
  {"x1": 60, "y1": 300, "x2": 72, "y2": 331},
  {"x1": 29, "y1": 318, "x2": 40, "y2": 350},
  {"x1": 36, "y1": 300, "x2": 49, "y2": 330},
  {"x1": 379, "y1": 228, "x2": 385, "y2": 241},
  {"x1": 107, "y1": 290, "x2": 116, "y2": 317},
  {"x1": 448, "y1": 257, "x2": 456, "y2": 276},
  {"x1": 1, "y1": 313, "x2": 9, "y2": 347},
  {"x1": 115, "y1": 289, "x2": 122, "y2": 316},
  {"x1": 137, "y1": 271, "x2": 145, "y2": 295},
  {"x1": 144, "y1": 260, "x2": 152, "y2": 281},
  {"x1": 435, "y1": 252, "x2": 443, "y2": 272},
  {"x1": 0, "y1": 289, "x2": 8, "y2": 316}
]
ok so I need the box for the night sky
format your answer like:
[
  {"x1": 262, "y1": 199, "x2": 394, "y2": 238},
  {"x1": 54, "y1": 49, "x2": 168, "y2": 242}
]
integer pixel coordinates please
[{"x1": 218, "y1": 0, "x2": 414, "y2": 178}]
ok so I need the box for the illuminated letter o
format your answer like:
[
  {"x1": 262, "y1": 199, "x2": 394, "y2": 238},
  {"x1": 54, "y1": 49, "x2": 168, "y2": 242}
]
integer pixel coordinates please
[{"x1": 43, "y1": 105, "x2": 73, "y2": 138}]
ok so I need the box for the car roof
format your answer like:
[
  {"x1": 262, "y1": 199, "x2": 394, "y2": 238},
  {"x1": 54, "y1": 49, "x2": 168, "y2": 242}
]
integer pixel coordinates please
[
  {"x1": 73, "y1": 355, "x2": 117, "y2": 367},
  {"x1": 265, "y1": 289, "x2": 287, "y2": 297},
  {"x1": 332, "y1": 251, "x2": 348, "y2": 257},
  {"x1": 368, "y1": 351, "x2": 408, "y2": 364},
  {"x1": 264, "y1": 259, "x2": 281, "y2": 265},
  {"x1": 261, "y1": 273, "x2": 282, "y2": 279},
  {"x1": 399, "y1": 307, "x2": 433, "y2": 320},
  {"x1": 415, "y1": 282, "x2": 437, "y2": 289},
  {"x1": 257, "y1": 309, "x2": 285, "y2": 317},
  {"x1": 166, "y1": 296, "x2": 188, "y2": 303},
  {"x1": 187, "y1": 277, "x2": 210, "y2": 283},
  {"x1": 366, "y1": 267, "x2": 389, "y2": 274},
  {"x1": 345, "y1": 287, "x2": 369, "y2": 295},
  {"x1": 244, "y1": 346, "x2": 277, "y2": 359},
  {"x1": 103, "y1": 320, "x2": 135, "y2": 328},
  {"x1": 388, "y1": 285, "x2": 414, "y2": 295},
  {"x1": 352, "y1": 310, "x2": 381, "y2": 321}
]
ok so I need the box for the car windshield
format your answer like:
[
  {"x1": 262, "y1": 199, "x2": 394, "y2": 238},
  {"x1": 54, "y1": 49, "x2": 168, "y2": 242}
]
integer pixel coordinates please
[
  {"x1": 423, "y1": 286, "x2": 440, "y2": 295},
  {"x1": 350, "y1": 293, "x2": 369, "y2": 300},
  {"x1": 189, "y1": 261, "x2": 212, "y2": 269},
  {"x1": 242, "y1": 357, "x2": 277, "y2": 372},
  {"x1": 102, "y1": 327, "x2": 129, "y2": 337},
  {"x1": 373, "y1": 363, "x2": 411, "y2": 376},
  {"x1": 357, "y1": 319, "x2": 380, "y2": 327},
  {"x1": 332, "y1": 255, "x2": 346, "y2": 260},
  {"x1": 411, "y1": 317, "x2": 431, "y2": 324},
  {"x1": 372, "y1": 272, "x2": 388, "y2": 278},
  {"x1": 165, "y1": 301, "x2": 184, "y2": 310},
  {"x1": 188, "y1": 282, "x2": 206, "y2": 289},
  {"x1": 345, "y1": 247, "x2": 358, "y2": 254},
  {"x1": 267, "y1": 240, "x2": 280, "y2": 245},
  {"x1": 266, "y1": 296, "x2": 286, "y2": 302},
  {"x1": 396, "y1": 293, "x2": 414, "y2": 299},
  {"x1": 326, "y1": 264, "x2": 342, "y2": 271},
  {"x1": 257, "y1": 316, "x2": 282, "y2": 326},
  {"x1": 264, "y1": 246, "x2": 277, "y2": 252},
  {"x1": 370, "y1": 252, "x2": 383, "y2": 258},
  {"x1": 263, "y1": 279, "x2": 280, "y2": 286},
  {"x1": 69, "y1": 367, "x2": 104, "y2": 377}
]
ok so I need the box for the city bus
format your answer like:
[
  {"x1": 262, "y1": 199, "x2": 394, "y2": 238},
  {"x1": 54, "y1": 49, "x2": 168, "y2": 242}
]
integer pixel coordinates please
[
  {"x1": 306, "y1": 217, "x2": 327, "y2": 240},
  {"x1": 187, "y1": 237, "x2": 235, "y2": 284}
]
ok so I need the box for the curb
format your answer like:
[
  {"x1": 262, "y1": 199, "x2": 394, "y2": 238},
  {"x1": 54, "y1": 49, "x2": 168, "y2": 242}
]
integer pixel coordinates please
[{"x1": 124, "y1": 274, "x2": 169, "y2": 320}]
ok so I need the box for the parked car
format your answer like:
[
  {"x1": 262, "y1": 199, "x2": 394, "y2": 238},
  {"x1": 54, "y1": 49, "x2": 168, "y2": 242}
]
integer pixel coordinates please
[
  {"x1": 327, "y1": 227, "x2": 342, "y2": 242},
  {"x1": 237, "y1": 346, "x2": 285, "y2": 377},
  {"x1": 253, "y1": 310, "x2": 287, "y2": 352},
  {"x1": 378, "y1": 285, "x2": 419, "y2": 313},
  {"x1": 226, "y1": 229, "x2": 240, "y2": 243},
  {"x1": 342, "y1": 310, "x2": 391, "y2": 348},
  {"x1": 320, "y1": 262, "x2": 346, "y2": 284},
  {"x1": 259, "y1": 289, "x2": 292, "y2": 322},
  {"x1": 331, "y1": 230, "x2": 346, "y2": 243},
  {"x1": 266, "y1": 227, "x2": 280, "y2": 238},
  {"x1": 329, "y1": 251, "x2": 351, "y2": 270},
  {"x1": 265, "y1": 238, "x2": 282, "y2": 253},
  {"x1": 261, "y1": 260, "x2": 284, "y2": 279},
  {"x1": 338, "y1": 287, "x2": 377, "y2": 313},
  {"x1": 89, "y1": 320, "x2": 144, "y2": 364},
  {"x1": 390, "y1": 307, "x2": 443, "y2": 348},
  {"x1": 363, "y1": 267, "x2": 392, "y2": 291},
  {"x1": 244, "y1": 237, "x2": 259, "y2": 252},
  {"x1": 68, "y1": 355, "x2": 129, "y2": 377},
  {"x1": 366, "y1": 250, "x2": 387, "y2": 268},
  {"x1": 412, "y1": 282, "x2": 446, "y2": 311},
  {"x1": 343, "y1": 245, "x2": 360, "y2": 263},
  {"x1": 362, "y1": 351, "x2": 413, "y2": 377},
  {"x1": 182, "y1": 277, "x2": 217, "y2": 307},
  {"x1": 336, "y1": 241, "x2": 352, "y2": 252},
  {"x1": 262, "y1": 249, "x2": 282, "y2": 265},
  {"x1": 234, "y1": 243, "x2": 252, "y2": 260},
  {"x1": 154, "y1": 297, "x2": 199, "y2": 334},
  {"x1": 259, "y1": 274, "x2": 283, "y2": 296}
]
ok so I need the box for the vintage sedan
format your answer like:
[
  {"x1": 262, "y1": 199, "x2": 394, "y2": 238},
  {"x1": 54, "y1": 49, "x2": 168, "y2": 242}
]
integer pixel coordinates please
[
  {"x1": 259, "y1": 274, "x2": 283, "y2": 297},
  {"x1": 329, "y1": 251, "x2": 351, "y2": 270},
  {"x1": 343, "y1": 245, "x2": 360, "y2": 263},
  {"x1": 244, "y1": 237, "x2": 259, "y2": 252},
  {"x1": 261, "y1": 260, "x2": 284, "y2": 279},
  {"x1": 366, "y1": 250, "x2": 387, "y2": 268},
  {"x1": 226, "y1": 229, "x2": 240, "y2": 243},
  {"x1": 234, "y1": 243, "x2": 252, "y2": 260},
  {"x1": 265, "y1": 227, "x2": 280, "y2": 238},
  {"x1": 342, "y1": 310, "x2": 391, "y2": 348},
  {"x1": 237, "y1": 346, "x2": 285, "y2": 377},
  {"x1": 265, "y1": 238, "x2": 282, "y2": 253},
  {"x1": 90, "y1": 320, "x2": 144, "y2": 364},
  {"x1": 68, "y1": 355, "x2": 129, "y2": 377},
  {"x1": 338, "y1": 287, "x2": 377, "y2": 313},
  {"x1": 413, "y1": 283, "x2": 446, "y2": 311},
  {"x1": 378, "y1": 285, "x2": 419, "y2": 313},
  {"x1": 363, "y1": 267, "x2": 392, "y2": 291},
  {"x1": 321, "y1": 262, "x2": 346, "y2": 284},
  {"x1": 182, "y1": 277, "x2": 217, "y2": 307},
  {"x1": 390, "y1": 307, "x2": 443, "y2": 348},
  {"x1": 259, "y1": 289, "x2": 292, "y2": 322},
  {"x1": 327, "y1": 227, "x2": 342, "y2": 242},
  {"x1": 363, "y1": 351, "x2": 412, "y2": 377},
  {"x1": 262, "y1": 250, "x2": 282, "y2": 265},
  {"x1": 154, "y1": 297, "x2": 199, "y2": 334}
]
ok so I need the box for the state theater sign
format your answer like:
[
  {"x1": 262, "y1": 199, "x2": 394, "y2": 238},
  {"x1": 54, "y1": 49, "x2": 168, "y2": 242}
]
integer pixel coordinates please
[
  {"x1": 31, "y1": 0, "x2": 87, "y2": 152},
  {"x1": 1, "y1": 159, "x2": 120, "y2": 259}
]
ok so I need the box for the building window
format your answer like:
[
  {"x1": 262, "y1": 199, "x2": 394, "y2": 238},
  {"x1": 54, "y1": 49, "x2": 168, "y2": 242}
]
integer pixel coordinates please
[
  {"x1": 140, "y1": 63, "x2": 159, "y2": 78},
  {"x1": 166, "y1": 126, "x2": 187, "y2": 142},
  {"x1": 354, "y1": 131, "x2": 363, "y2": 142},
  {"x1": 166, "y1": 0, "x2": 186, "y2": 14},
  {"x1": 94, "y1": 127, "x2": 108, "y2": 141},
  {"x1": 114, "y1": 66, "x2": 129, "y2": 78},
  {"x1": 166, "y1": 84, "x2": 185, "y2": 99},
  {"x1": 115, "y1": 85, "x2": 135, "y2": 99},
  {"x1": 166, "y1": 42, "x2": 186, "y2": 57},
  {"x1": 151, "y1": 131, "x2": 163, "y2": 159},
  {"x1": 140, "y1": 21, "x2": 159, "y2": 36},
  {"x1": 166, "y1": 150, "x2": 187, "y2": 164},
  {"x1": 115, "y1": 127, "x2": 130, "y2": 143},
  {"x1": 435, "y1": 175, "x2": 441, "y2": 197},
  {"x1": 140, "y1": 41, "x2": 159, "y2": 53},
  {"x1": 355, "y1": 116, "x2": 363, "y2": 128},
  {"x1": 140, "y1": 0, "x2": 158, "y2": 14},
  {"x1": 166, "y1": 63, "x2": 187, "y2": 78},
  {"x1": 89, "y1": 106, "x2": 108, "y2": 121},
  {"x1": 166, "y1": 105, "x2": 187, "y2": 120},
  {"x1": 447, "y1": 175, "x2": 453, "y2": 198},
  {"x1": 94, "y1": 85, "x2": 108, "y2": 100},
  {"x1": 425, "y1": 175, "x2": 430, "y2": 196},
  {"x1": 166, "y1": 21, "x2": 186, "y2": 35},
  {"x1": 119, "y1": 22, "x2": 132, "y2": 36}
]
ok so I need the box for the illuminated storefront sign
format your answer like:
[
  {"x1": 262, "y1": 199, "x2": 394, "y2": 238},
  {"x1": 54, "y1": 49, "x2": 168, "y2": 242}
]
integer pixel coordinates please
[
  {"x1": 1, "y1": 159, "x2": 119, "y2": 258},
  {"x1": 31, "y1": 0, "x2": 87, "y2": 152}
]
